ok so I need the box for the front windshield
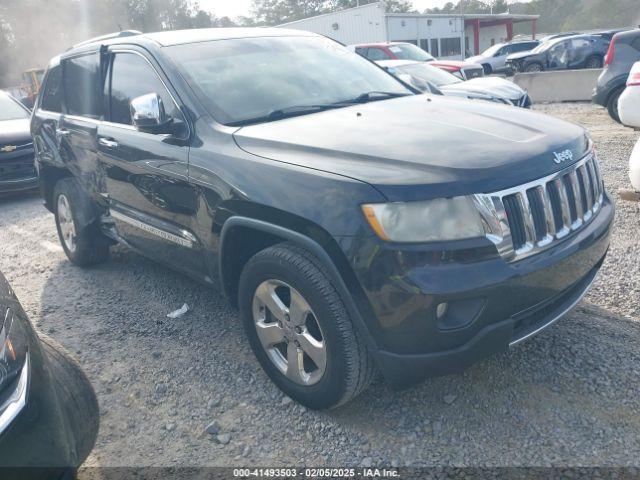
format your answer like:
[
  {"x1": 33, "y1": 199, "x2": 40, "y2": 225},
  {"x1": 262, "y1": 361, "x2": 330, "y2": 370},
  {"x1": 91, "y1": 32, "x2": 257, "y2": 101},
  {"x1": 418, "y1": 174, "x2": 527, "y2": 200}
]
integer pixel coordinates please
[
  {"x1": 396, "y1": 63, "x2": 462, "y2": 88},
  {"x1": 166, "y1": 36, "x2": 412, "y2": 126},
  {"x1": 0, "y1": 95, "x2": 29, "y2": 121},
  {"x1": 481, "y1": 43, "x2": 504, "y2": 57},
  {"x1": 388, "y1": 43, "x2": 435, "y2": 62}
]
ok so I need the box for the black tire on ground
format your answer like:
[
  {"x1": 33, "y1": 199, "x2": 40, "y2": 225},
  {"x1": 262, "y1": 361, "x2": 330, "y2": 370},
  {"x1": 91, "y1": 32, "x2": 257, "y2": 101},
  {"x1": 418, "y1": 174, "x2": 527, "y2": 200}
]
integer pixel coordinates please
[
  {"x1": 482, "y1": 63, "x2": 492, "y2": 75},
  {"x1": 607, "y1": 87, "x2": 623, "y2": 123},
  {"x1": 39, "y1": 334, "x2": 99, "y2": 465},
  {"x1": 239, "y1": 242, "x2": 375, "y2": 410},
  {"x1": 53, "y1": 177, "x2": 110, "y2": 266},
  {"x1": 585, "y1": 55, "x2": 603, "y2": 69},
  {"x1": 525, "y1": 63, "x2": 544, "y2": 72}
]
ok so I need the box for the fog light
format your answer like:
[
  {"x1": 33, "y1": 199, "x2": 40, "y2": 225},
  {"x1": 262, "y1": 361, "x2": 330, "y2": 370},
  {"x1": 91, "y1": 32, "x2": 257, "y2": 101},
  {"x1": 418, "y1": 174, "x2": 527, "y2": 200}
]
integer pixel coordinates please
[
  {"x1": 436, "y1": 298, "x2": 485, "y2": 331},
  {"x1": 436, "y1": 303, "x2": 448, "y2": 320}
]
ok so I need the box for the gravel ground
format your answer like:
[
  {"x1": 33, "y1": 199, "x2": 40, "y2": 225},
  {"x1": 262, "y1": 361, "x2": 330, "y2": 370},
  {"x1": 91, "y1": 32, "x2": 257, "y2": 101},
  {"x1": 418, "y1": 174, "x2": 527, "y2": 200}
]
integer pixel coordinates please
[{"x1": 0, "y1": 102, "x2": 639, "y2": 468}]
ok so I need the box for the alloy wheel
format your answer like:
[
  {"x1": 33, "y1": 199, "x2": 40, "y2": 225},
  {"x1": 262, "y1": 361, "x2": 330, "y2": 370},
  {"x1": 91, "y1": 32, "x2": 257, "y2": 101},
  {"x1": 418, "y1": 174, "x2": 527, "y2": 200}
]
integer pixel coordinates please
[
  {"x1": 252, "y1": 279, "x2": 326, "y2": 386},
  {"x1": 57, "y1": 194, "x2": 77, "y2": 253}
]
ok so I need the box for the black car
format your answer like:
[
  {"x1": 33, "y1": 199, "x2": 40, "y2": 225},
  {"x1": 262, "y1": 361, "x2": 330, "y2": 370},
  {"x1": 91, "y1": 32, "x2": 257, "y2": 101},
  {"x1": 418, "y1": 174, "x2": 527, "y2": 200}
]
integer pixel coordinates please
[
  {"x1": 32, "y1": 28, "x2": 613, "y2": 410},
  {"x1": 507, "y1": 34, "x2": 610, "y2": 72},
  {"x1": 593, "y1": 29, "x2": 640, "y2": 122},
  {"x1": 0, "y1": 272, "x2": 98, "y2": 476},
  {"x1": 0, "y1": 92, "x2": 37, "y2": 195}
]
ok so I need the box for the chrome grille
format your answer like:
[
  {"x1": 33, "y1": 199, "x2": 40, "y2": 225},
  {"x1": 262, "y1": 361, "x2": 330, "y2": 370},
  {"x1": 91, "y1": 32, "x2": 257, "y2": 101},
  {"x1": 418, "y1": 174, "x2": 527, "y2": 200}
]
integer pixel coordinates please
[{"x1": 483, "y1": 152, "x2": 604, "y2": 262}]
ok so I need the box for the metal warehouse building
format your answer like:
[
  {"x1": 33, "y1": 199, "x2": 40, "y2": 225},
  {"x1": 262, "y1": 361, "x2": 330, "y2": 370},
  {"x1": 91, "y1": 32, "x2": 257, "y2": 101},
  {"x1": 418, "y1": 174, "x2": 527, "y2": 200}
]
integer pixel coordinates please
[{"x1": 278, "y1": 2, "x2": 539, "y2": 61}]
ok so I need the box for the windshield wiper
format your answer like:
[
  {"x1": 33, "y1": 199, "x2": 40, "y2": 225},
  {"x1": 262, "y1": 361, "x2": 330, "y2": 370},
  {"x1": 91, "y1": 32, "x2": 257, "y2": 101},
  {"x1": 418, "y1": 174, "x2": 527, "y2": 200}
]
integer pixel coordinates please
[
  {"x1": 228, "y1": 104, "x2": 342, "y2": 126},
  {"x1": 333, "y1": 91, "x2": 412, "y2": 105},
  {"x1": 228, "y1": 92, "x2": 411, "y2": 127}
]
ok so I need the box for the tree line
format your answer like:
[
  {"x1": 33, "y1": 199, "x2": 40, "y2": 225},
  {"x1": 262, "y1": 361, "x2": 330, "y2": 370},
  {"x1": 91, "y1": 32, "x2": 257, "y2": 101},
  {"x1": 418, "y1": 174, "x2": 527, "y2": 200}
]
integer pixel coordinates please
[{"x1": 1, "y1": 0, "x2": 636, "y2": 86}]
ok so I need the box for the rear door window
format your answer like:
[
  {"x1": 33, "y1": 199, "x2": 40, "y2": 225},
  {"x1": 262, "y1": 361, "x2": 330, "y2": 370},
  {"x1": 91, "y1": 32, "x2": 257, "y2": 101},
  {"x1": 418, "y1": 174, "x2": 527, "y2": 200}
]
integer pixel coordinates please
[
  {"x1": 63, "y1": 53, "x2": 104, "y2": 119},
  {"x1": 41, "y1": 65, "x2": 63, "y2": 113}
]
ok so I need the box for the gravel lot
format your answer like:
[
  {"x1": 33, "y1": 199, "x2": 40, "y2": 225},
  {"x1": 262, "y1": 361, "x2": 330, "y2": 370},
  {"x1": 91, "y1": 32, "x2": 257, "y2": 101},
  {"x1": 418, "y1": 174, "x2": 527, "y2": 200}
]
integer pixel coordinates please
[{"x1": 0, "y1": 102, "x2": 639, "y2": 468}]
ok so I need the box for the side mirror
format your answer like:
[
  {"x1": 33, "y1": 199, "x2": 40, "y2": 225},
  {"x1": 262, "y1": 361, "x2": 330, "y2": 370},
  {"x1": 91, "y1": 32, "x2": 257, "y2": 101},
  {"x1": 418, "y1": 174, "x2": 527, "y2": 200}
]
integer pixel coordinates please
[{"x1": 130, "y1": 93, "x2": 171, "y2": 133}]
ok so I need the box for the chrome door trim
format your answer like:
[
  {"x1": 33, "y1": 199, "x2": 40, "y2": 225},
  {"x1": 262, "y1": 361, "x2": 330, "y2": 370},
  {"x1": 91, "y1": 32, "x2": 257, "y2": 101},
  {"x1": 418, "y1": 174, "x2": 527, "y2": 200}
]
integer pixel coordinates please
[{"x1": 110, "y1": 210, "x2": 196, "y2": 249}]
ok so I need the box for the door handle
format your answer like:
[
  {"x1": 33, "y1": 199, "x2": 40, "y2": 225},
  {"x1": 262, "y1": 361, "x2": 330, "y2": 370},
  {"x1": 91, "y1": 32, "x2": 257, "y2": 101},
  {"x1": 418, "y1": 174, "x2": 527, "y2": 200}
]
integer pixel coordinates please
[
  {"x1": 98, "y1": 138, "x2": 119, "y2": 149},
  {"x1": 57, "y1": 128, "x2": 71, "y2": 137}
]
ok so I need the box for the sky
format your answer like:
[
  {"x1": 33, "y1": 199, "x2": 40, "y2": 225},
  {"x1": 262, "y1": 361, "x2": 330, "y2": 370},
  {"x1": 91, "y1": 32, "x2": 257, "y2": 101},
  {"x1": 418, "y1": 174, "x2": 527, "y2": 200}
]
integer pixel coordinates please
[{"x1": 199, "y1": 0, "x2": 476, "y2": 19}]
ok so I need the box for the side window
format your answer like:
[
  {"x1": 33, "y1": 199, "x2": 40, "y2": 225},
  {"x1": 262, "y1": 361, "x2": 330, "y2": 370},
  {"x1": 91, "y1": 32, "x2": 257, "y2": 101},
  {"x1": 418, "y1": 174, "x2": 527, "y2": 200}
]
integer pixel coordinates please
[
  {"x1": 366, "y1": 48, "x2": 389, "y2": 61},
  {"x1": 355, "y1": 47, "x2": 367, "y2": 57},
  {"x1": 631, "y1": 37, "x2": 640, "y2": 53},
  {"x1": 63, "y1": 54, "x2": 103, "y2": 119},
  {"x1": 109, "y1": 52, "x2": 184, "y2": 130},
  {"x1": 41, "y1": 65, "x2": 63, "y2": 113}
]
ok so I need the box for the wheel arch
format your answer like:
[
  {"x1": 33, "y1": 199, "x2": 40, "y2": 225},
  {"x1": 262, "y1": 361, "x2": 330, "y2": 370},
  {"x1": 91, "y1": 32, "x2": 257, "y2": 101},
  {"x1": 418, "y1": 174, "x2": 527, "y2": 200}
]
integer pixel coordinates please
[
  {"x1": 39, "y1": 165, "x2": 72, "y2": 213},
  {"x1": 218, "y1": 216, "x2": 378, "y2": 351}
]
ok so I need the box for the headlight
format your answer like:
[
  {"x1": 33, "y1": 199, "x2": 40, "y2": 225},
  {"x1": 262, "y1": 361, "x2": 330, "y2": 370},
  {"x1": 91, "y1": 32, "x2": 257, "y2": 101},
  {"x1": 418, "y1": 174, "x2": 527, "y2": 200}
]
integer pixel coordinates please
[
  {"x1": 362, "y1": 196, "x2": 490, "y2": 243},
  {"x1": 0, "y1": 308, "x2": 29, "y2": 434}
]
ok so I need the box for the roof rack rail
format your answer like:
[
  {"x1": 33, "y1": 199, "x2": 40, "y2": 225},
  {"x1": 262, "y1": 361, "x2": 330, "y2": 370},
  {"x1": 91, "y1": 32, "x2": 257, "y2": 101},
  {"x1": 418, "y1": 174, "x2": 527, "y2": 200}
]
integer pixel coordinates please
[{"x1": 70, "y1": 30, "x2": 142, "y2": 50}]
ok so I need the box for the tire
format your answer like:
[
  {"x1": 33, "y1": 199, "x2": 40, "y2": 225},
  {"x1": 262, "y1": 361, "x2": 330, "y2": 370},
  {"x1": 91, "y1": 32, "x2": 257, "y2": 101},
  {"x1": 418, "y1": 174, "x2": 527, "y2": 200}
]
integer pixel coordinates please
[
  {"x1": 238, "y1": 242, "x2": 375, "y2": 409},
  {"x1": 525, "y1": 63, "x2": 543, "y2": 72},
  {"x1": 606, "y1": 87, "x2": 623, "y2": 123},
  {"x1": 482, "y1": 63, "x2": 492, "y2": 75},
  {"x1": 54, "y1": 178, "x2": 110, "y2": 266},
  {"x1": 39, "y1": 334, "x2": 99, "y2": 466},
  {"x1": 585, "y1": 55, "x2": 603, "y2": 69}
]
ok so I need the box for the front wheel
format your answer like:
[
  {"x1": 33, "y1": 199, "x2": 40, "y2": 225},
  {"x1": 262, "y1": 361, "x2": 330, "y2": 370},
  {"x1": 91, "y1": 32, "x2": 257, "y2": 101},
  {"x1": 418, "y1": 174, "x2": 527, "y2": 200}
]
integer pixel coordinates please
[
  {"x1": 607, "y1": 87, "x2": 623, "y2": 123},
  {"x1": 54, "y1": 178, "x2": 110, "y2": 266},
  {"x1": 239, "y1": 242, "x2": 375, "y2": 409}
]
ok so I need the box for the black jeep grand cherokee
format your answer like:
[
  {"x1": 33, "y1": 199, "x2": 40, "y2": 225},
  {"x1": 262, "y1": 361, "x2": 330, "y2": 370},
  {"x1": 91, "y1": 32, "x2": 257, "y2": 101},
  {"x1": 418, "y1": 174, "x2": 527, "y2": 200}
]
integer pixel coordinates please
[{"x1": 31, "y1": 28, "x2": 613, "y2": 409}]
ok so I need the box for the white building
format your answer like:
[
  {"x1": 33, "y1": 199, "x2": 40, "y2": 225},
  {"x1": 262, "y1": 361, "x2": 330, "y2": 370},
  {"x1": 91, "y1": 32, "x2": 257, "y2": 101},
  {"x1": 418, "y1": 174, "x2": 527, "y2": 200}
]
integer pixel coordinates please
[{"x1": 278, "y1": 2, "x2": 539, "y2": 60}]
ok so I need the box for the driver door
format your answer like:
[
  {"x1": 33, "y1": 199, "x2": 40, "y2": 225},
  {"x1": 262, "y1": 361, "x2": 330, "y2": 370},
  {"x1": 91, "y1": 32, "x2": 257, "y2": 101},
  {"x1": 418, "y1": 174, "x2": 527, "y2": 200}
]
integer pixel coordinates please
[{"x1": 97, "y1": 48, "x2": 205, "y2": 278}]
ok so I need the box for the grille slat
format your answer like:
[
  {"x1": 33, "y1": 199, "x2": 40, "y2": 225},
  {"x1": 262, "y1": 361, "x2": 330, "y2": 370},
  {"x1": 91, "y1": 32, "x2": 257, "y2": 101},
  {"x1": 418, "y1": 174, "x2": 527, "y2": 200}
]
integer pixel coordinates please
[
  {"x1": 503, "y1": 194, "x2": 527, "y2": 250},
  {"x1": 0, "y1": 154, "x2": 35, "y2": 181},
  {"x1": 488, "y1": 153, "x2": 605, "y2": 262},
  {"x1": 576, "y1": 167, "x2": 589, "y2": 214},
  {"x1": 526, "y1": 188, "x2": 547, "y2": 241},
  {"x1": 585, "y1": 160, "x2": 598, "y2": 207}
]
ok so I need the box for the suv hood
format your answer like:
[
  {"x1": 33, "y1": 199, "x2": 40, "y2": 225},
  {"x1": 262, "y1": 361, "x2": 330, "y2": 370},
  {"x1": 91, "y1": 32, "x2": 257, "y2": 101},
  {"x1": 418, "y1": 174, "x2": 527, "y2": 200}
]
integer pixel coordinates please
[
  {"x1": 0, "y1": 118, "x2": 31, "y2": 145},
  {"x1": 440, "y1": 77, "x2": 526, "y2": 101},
  {"x1": 507, "y1": 51, "x2": 536, "y2": 61},
  {"x1": 234, "y1": 95, "x2": 589, "y2": 202},
  {"x1": 429, "y1": 60, "x2": 465, "y2": 70}
]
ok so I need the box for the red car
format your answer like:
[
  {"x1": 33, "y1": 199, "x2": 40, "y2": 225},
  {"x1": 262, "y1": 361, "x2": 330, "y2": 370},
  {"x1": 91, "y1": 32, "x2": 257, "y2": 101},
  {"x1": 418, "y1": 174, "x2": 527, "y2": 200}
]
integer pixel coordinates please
[{"x1": 351, "y1": 42, "x2": 485, "y2": 80}]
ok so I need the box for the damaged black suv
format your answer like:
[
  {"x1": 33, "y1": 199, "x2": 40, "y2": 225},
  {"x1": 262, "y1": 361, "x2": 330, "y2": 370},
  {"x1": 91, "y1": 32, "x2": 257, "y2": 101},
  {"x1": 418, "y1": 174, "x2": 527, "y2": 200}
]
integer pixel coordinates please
[{"x1": 31, "y1": 28, "x2": 614, "y2": 409}]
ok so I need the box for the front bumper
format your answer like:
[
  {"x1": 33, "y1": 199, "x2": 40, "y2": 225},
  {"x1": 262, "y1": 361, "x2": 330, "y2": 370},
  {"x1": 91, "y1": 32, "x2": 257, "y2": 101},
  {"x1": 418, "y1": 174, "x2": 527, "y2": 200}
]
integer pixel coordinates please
[
  {"x1": 0, "y1": 176, "x2": 38, "y2": 194},
  {"x1": 340, "y1": 192, "x2": 614, "y2": 389}
]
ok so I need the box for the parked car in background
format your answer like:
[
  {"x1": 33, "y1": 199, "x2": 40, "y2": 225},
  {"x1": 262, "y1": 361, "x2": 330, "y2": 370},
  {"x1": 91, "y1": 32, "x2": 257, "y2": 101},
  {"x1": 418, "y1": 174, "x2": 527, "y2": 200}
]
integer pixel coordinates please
[
  {"x1": 538, "y1": 32, "x2": 580, "y2": 42},
  {"x1": 617, "y1": 61, "x2": 640, "y2": 202},
  {"x1": 351, "y1": 42, "x2": 485, "y2": 80},
  {"x1": 593, "y1": 29, "x2": 640, "y2": 122},
  {"x1": 379, "y1": 59, "x2": 532, "y2": 107},
  {"x1": 466, "y1": 40, "x2": 540, "y2": 74},
  {"x1": 506, "y1": 34, "x2": 610, "y2": 73},
  {"x1": 0, "y1": 91, "x2": 37, "y2": 195},
  {"x1": 0, "y1": 271, "x2": 99, "y2": 474},
  {"x1": 594, "y1": 29, "x2": 629, "y2": 41}
]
